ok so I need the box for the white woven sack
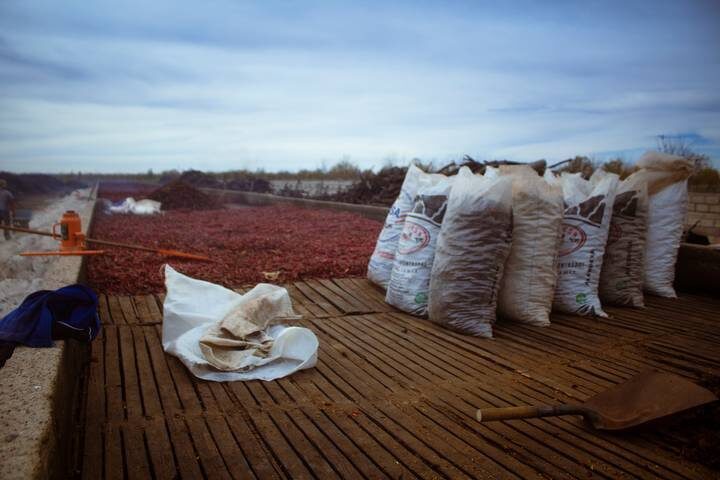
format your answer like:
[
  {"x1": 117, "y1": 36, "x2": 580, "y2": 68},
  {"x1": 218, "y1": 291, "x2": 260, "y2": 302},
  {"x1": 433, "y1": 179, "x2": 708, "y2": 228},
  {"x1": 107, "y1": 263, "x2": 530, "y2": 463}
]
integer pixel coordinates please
[
  {"x1": 497, "y1": 166, "x2": 564, "y2": 326},
  {"x1": 386, "y1": 176, "x2": 453, "y2": 315},
  {"x1": 367, "y1": 165, "x2": 445, "y2": 288},
  {"x1": 596, "y1": 170, "x2": 648, "y2": 307},
  {"x1": 552, "y1": 171, "x2": 619, "y2": 317},
  {"x1": 428, "y1": 167, "x2": 513, "y2": 337},
  {"x1": 634, "y1": 151, "x2": 693, "y2": 298}
]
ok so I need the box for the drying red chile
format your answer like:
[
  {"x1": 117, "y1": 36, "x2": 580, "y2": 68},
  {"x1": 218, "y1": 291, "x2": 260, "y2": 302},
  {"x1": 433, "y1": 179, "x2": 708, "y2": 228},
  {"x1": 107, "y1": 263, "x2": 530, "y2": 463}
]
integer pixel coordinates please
[{"x1": 86, "y1": 205, "x2": 382, "y2": 294}]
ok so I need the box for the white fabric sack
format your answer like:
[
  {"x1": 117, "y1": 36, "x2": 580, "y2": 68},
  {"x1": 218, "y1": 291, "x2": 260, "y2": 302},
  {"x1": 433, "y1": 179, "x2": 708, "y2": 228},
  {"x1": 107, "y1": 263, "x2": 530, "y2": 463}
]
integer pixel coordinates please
[
  {"x1": 428, "y1": 167, "x2": 513, "y2": 337},
  {"x1": 386, "y1": 176, "x2": 453, "y2": 316},
  {"x1": 552, "y1": 171, "x2": 619, "y2": 317},
  {"x1": 162, "y1": 265, "x2": 318, "y2": 381},
  {"x1": 596, "y1": 170, "x2": 649, "y2": 307},
  {"x1": 496, "y1": 166, "x2": 564, "y2": 326},
  {"x1": 107, "y1": 197, "x2": 162, "y2": 215},
  {"x1": 367, "y1": 165, "x2": 446, "y2": 289},
  {"x1": 634, "y1": 151, "x2": 693, "y2": 298}
]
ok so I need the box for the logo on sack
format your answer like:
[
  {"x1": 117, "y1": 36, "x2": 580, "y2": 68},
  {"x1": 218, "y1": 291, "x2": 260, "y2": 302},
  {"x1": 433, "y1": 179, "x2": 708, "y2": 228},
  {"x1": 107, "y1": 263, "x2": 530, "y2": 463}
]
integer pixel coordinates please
[
  {"x1": 559, "y1": 224, "x2": 587, "y2": 256},
  {"x1": 398, "y1": 222, "x2": 430, "y2": 254},
  {"x1": 564, "y1": 194, "x2": 606, "y2": 227},
  {"x1": 613, "y1": 190, "x2": 638, "y2": 219}
]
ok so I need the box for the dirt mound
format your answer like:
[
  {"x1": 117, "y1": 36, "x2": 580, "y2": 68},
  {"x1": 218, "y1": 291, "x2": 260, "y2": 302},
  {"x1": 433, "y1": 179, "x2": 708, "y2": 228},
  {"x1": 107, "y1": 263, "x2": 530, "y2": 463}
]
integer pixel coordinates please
[
  {"x1": 97, "y1": 180, "x2": 157, "y2": 202},
  {"x1": 318, "y1": 166, "x2": 408, "y2": 206},
  {"x1": 225, "y1": 175, "x2": 272, "y2": 193},
  {"x1": 148, "y1": 179, "x2": 220, "y2": 210},
  {"x1": 178, "y1": 169, "x2": 222, "y2": 188}
]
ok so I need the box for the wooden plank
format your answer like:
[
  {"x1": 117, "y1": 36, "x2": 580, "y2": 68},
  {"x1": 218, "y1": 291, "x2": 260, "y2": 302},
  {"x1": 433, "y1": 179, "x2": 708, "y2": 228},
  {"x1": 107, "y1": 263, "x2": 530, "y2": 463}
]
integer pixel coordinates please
[
  {"x1": 106, "y1": 296, "x2": 126, "y2": 325},
  {"x1": 119, "y1": 326, "x2": 143, "y2": 420},
  {"x1": 294, "y1": 281, "x2": 342, "y2": 316},
  {"x1": 186, "y1": 416, "x2": 233, "y2": 480},
  {"x1": 104, "y1": 424, "x2": 124, "y2": 480},
  {"x1": 224, "y1": 413, "x2": 284, "y2": 480},
  {"x1": 81, "y1": 289, "x2": 720, "y2": 480},
  {"x1": 132, "y1": 327, "x2": 163, "y2": 417},
  {"x1": 81, "y1": 329, "x2": 105, "y2": 480},
  {"x1": 286, "y1": 283, "x2": 327, "y2": 318},
  {"x1": 123, "y1": 422, "x2": 152, "y2": 479},
  {"x1": 118, "y1": 295, "x2": 138, "y2": 324},
  {"x1": 98, "y1": 294, "x2": 112, "y2": 324},
  {"x1": 104, "y1": 326, "x2": 124, "y2": 422},
  {"x1": 205, "y1": 415, "x2": 257, "y2": 479},
  {"x1": 145, "y1": 418, "x2": 178, "y2": 480},
  {"x1": 166, "y1": 417, "x2": 204, "y2": 480},
  {"x1": 143, "y1": 326, "x2": 182, "y2": 413}
]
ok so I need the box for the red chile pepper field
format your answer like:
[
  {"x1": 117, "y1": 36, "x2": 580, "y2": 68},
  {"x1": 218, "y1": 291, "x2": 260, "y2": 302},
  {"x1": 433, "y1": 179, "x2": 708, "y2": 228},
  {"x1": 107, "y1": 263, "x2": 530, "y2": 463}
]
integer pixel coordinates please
[{"x1": 86, "y1": 205, "x2": 383, "y2": 294}]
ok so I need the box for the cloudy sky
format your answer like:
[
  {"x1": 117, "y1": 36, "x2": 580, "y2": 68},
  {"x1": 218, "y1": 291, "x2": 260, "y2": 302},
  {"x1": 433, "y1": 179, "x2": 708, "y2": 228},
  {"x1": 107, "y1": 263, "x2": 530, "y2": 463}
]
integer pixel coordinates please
[{"x1": 1, "y1": 0, "x2": 719, "y2": 173}]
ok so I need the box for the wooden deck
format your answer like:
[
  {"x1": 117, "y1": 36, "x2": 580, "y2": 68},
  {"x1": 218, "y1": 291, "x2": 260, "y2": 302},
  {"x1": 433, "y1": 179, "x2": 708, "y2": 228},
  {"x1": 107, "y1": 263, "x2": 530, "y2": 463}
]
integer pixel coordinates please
[{"x1": 77, "y1": 279, "x2": 720, "y2": 479}]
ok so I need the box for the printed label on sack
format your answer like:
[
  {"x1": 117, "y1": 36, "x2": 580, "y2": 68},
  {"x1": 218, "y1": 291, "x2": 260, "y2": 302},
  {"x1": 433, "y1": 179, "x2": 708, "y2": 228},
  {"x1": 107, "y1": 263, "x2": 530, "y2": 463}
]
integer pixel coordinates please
[
  {"x1": 398, "y1": 223, "x2": 431, "y2": 254},
  {"x1": 559, "y1": 224, "x2": 586, "y2": 256}
]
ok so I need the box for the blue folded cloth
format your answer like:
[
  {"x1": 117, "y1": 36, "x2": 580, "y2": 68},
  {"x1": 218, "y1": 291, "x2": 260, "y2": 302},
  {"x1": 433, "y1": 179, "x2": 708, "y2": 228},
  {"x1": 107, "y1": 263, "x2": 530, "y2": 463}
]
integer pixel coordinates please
[{"x1": 0, "y1": 284, "x2": 100, "y2": 347}]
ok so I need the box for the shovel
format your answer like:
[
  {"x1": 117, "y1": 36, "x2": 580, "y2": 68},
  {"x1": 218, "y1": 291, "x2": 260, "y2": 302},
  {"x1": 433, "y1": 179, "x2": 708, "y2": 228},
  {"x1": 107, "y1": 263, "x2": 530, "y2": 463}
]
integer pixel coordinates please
[{"x1": 476, "y1": 371, "x2": 718, "y2": 430}]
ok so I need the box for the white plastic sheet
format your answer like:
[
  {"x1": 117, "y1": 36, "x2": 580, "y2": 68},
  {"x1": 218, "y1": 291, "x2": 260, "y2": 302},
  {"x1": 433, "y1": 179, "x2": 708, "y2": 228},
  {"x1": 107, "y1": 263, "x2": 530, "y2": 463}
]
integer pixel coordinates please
[
  {"x1": 106, "y1": 197, "x2": 162, "y2": 215},
  {"x1": 162, "y1": 265, "x2": 318, "y2": 381}
]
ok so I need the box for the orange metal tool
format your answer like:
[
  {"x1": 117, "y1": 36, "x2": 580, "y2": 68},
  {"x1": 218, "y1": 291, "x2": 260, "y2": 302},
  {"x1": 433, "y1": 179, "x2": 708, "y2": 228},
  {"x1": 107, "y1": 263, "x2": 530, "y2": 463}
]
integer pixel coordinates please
[{"x1": 2, "y1": 210, "x2": 210, "y2": 260}]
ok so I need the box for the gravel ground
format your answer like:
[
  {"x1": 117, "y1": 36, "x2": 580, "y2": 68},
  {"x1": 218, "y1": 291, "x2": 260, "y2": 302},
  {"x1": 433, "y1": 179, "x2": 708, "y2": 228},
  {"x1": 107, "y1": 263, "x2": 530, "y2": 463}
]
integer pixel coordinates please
[{"x1": 0, "y1": 190, "x2": 91, "y2": 317}]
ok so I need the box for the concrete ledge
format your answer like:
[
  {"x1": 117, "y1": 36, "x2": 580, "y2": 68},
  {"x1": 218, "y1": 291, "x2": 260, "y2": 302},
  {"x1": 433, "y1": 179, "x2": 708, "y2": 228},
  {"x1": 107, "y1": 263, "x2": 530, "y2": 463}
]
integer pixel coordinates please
[
  {"x1": 203, "y1": 188, "x2": 390, "y2": 222},
  {"x1": 0, "y1": 186, "x2": 98, "y2": 480}
]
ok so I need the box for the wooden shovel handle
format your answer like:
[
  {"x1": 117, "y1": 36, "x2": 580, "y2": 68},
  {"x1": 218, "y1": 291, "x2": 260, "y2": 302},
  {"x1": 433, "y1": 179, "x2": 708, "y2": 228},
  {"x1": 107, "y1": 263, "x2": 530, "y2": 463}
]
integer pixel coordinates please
[{"x1": 477, "y1": 404, "x2": 587, "y2": 422}]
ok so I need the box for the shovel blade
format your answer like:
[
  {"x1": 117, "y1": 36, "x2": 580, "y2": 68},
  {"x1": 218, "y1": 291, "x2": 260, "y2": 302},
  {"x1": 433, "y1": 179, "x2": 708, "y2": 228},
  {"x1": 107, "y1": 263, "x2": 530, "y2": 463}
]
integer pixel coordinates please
[{"x1": 583, "y1": 371, "x2": 718, "y2": 430}]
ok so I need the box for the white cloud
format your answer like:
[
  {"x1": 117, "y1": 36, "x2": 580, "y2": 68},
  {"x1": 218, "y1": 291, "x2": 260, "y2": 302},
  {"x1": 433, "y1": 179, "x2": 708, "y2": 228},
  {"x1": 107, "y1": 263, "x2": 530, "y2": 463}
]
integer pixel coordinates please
[{"x1": 1, "y1": 0, "x2": 719, "y2": 172}]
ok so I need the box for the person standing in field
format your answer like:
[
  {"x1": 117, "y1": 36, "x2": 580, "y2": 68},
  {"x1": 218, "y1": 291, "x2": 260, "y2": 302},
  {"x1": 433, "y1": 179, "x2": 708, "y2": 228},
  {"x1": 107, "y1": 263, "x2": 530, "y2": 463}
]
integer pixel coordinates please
[{"x1": 0, "y1": 179, "x2": 16, "y2": 240}]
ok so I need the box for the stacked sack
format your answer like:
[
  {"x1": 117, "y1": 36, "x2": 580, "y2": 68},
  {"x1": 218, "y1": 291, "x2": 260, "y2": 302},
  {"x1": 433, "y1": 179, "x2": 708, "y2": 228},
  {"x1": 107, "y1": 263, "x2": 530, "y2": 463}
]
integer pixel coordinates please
[
  {"x1": 597, "y1": 170, "x2": 649, "y2": 307},
  {"x1": 367, "y1": 165, "x2": 447, "y2": 288},
  {"x1": 550, "y1": 170, "x2": 619, "y2": 317},
  {"x1": 428, "y1": 167, "x2": 513, "y2": 337},
  {"x1": 489, "y1": 166, "x2": 564, "y2": 327},
  {"x1": 368, "y1": 151, "x2": 692, "y2": 337},
  {"x1": 634, "y1": 152, "x2": 694, "y2": 298},
  {"x1": 385, "y1": 175, "x2": 454, "y2": 315}
]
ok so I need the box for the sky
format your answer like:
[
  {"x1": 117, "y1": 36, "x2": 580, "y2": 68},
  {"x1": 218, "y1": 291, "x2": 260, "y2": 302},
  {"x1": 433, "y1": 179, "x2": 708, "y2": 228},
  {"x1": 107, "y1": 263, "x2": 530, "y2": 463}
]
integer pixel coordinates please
[{"x1": 1, "y1": 0, "x2": 719, "y2": 173}]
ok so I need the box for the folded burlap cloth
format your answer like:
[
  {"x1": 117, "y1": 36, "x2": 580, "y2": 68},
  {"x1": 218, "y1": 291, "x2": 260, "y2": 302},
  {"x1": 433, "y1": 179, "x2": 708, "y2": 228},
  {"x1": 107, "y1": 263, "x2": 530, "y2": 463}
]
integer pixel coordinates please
[{"x1": 199, "y1": 293, "x2": 301, "y2": 371}]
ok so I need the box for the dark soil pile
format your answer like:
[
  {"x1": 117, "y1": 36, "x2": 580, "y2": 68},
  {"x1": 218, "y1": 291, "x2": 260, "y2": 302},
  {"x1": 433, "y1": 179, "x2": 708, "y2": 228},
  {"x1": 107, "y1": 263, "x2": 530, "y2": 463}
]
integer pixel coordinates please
[
  {"x1": 178, "y1": 169, "x2": 221, "y2": 188},
  {"x1": 317, "y1": 166, "x2": 408, "y2": 206},
  {"x1": 97, "y1": 181, "x2": 157, "y2": 202},
  {"x1": 178, "y1": 169, "x2": 272, "y2": 193},
  {"x1": 224, "y1": 175, "x2": 272, "y2": 193},
  {"x1": 86, "y1": 205, "x2": 382, "y2": 294},
  {"x1": 148, "y1": 180, "x2": 220, "y2": 210}
]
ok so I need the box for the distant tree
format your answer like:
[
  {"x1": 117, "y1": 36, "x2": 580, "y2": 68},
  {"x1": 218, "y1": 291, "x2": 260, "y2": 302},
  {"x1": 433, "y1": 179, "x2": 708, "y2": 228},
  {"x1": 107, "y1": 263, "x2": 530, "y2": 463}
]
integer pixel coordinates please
[
  {"x1": 327, "y1": 158, "x2": 361, "y2": 179},
  {"x1": 656, "y1": 134, "x2": 711, "y2": 171}
]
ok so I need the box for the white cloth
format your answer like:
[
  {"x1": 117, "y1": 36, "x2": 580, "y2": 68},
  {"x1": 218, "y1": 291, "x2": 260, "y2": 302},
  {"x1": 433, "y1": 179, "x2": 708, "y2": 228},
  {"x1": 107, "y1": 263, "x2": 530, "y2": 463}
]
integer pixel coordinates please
[
  {"x1": 162, "y1": 265, "x2": 318, "y2": 381},
  {"x1": 106, "y1": 197, "x2": 161, "y2": 215}
]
